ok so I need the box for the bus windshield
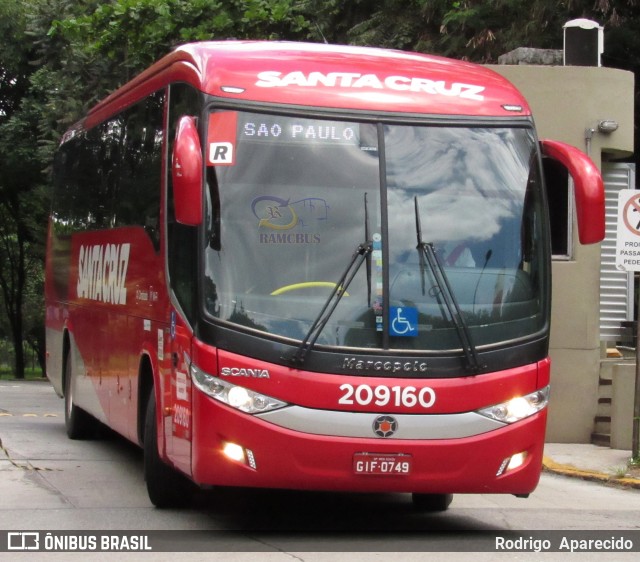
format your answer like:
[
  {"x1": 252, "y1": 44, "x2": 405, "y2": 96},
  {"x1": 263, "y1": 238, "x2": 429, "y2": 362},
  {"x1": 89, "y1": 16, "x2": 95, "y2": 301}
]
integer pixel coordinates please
[{"x1": 203, "y1": 111, "x2": 548, "y2": 353}]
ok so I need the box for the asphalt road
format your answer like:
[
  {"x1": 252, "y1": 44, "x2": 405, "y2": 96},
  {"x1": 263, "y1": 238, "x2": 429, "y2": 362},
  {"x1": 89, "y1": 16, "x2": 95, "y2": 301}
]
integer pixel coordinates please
[{"x1": 1, "y1": 380, "x2": 639, "y2": 560}]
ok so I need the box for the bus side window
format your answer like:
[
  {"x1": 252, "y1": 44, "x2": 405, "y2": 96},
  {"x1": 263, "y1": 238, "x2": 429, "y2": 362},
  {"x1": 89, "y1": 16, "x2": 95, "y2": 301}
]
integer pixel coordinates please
[
  {"x1": 543, "y1": 157, "x2": 570, "y2": 258},
  {"x1": 114, "y1": 91, "x2": 164, "y2": 251}
]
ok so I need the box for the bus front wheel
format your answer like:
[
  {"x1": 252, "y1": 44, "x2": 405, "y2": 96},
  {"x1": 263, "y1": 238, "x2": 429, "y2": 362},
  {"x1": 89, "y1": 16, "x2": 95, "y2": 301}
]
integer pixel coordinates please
[
  {"x1": 143, "y1": 389, "x2": 192, "y2": 508},
  {"x1": 64, "y1": 352, "x2": 97, "y2": 440}
]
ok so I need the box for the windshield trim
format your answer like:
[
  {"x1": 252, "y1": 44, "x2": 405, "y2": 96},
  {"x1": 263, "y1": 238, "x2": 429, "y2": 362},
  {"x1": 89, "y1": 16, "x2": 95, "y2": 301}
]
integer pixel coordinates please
[
  {"x1": 203, "y1": 98, "x2": 536, "y2": 129},
  {"x1": 197, "y1": 319, "x2": 550, "y2": 378},
  {"x1": 197, "y1": 104, "x2": 550, "y2": 369}
]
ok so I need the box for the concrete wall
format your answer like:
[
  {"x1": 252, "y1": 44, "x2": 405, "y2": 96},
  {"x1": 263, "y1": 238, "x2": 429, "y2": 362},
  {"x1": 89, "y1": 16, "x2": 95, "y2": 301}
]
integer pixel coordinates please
[
  {"x1": 487, "y1": 65, "x2": 634, "y2": 442},
  {"x1": 611, "y1": 363, "x2": 636, "y2": 449}
]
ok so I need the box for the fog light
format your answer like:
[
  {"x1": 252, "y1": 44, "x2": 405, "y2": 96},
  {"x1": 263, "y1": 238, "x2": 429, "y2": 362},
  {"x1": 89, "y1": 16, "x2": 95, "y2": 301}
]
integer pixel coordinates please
[
  {"x1": 222, "y1": 442, "x2": 257, "y2": 470},
  {"x1": 497, "y1": 451, "x2": 527, "y2": 476},
  {"x1": 222, "y1": 442, "x2": 245, "y2": 463},
  {"x1": 508, "y1": 452, "x2": 527, "y2": 471}
]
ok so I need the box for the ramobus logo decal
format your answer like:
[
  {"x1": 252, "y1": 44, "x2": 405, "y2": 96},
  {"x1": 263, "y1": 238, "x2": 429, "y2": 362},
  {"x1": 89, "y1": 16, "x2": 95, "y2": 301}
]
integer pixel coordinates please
[
  {"x1": 255, "y1": 71, "x2": 485, "y2": 101},
  {"x1": 77, "y1": 243, "x2": 130, "y2": 305}
]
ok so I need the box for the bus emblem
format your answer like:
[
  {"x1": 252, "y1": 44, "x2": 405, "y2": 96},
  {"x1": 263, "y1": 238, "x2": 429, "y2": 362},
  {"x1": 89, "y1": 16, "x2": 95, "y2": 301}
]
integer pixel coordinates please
[
  {"x1": 373, "y1": 415, "x2": 398, "y2": 438},
  {"x1": 220, "y1": 367, "x2": 270, "y2": 378}
]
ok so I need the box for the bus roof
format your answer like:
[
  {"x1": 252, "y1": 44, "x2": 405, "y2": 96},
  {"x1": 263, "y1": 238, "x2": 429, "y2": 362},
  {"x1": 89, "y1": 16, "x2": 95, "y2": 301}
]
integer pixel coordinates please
[{"x1": 87, "y1": 41, "x2": 530, "y2": 126}]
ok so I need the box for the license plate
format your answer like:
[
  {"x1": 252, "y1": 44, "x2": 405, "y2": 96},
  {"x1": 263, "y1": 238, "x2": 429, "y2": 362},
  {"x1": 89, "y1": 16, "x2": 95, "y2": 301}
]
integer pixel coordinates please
[{"x1": 353, "y1": 453, "x2": 412, "y2": 475}]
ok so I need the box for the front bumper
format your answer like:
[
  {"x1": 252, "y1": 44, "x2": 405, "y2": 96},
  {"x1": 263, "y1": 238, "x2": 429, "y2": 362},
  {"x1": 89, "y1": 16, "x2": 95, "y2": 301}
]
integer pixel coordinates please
[{"x1": 191, "y1": 390, "x2": 546, "y2": 495}]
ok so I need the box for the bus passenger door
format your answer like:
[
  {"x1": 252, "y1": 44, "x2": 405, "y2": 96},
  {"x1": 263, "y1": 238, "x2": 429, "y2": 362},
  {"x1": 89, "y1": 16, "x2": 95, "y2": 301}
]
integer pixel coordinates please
[
  {"x1": 165, "y1": 82, "x2": 200, "y2": 477},
  {"x1": 167, "y1": 310, "x2": 193, "y2": 477}
]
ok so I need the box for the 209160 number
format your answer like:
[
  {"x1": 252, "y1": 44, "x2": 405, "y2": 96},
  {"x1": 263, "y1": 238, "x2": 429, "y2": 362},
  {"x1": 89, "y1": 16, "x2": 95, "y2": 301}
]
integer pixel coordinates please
[{"x1": 338, "y1": 384, "x2": 436, "y2": 409}]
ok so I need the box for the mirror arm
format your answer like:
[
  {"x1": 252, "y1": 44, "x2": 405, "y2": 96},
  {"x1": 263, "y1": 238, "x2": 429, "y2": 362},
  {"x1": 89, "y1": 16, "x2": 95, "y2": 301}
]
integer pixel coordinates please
[{"x1": 541, "y1": 139, "x2": 604, "y2": 244}]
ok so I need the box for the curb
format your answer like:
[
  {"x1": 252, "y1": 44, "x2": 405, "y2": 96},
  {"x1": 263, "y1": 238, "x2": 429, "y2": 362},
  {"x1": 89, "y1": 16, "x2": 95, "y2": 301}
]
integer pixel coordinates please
[{"x1": 542, "y1": 456, "x2": 640, "y2": 489}]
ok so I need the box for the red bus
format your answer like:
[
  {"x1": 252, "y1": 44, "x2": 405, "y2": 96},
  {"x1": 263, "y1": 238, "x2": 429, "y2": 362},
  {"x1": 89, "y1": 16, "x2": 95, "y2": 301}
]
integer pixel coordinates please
[{"x1": 45, "y1": 41, "x2": 604, "y2": 510}]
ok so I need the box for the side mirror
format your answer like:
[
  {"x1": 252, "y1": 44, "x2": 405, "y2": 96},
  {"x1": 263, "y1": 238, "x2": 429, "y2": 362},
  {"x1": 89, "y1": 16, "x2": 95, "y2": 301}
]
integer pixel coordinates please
[
  {"x1": 540, "y1": 139, "x2": 605, "y2": 244},
  {"x1": 172, "y1": 116, "x2": 203, "y2": 226}
]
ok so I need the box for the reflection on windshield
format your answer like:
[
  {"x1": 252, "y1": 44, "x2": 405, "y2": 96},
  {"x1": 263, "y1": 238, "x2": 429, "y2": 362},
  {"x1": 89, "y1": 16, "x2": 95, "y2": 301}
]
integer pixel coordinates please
[
  {"x1": 385, "y1": 127, "x2": 530, "y2": 253},
  {"x1": 384, "y1": 125, "x2": 545, "y2": 350},
  {"x1": 414, "y1": 196, "x2": 481, "y2": 372},
  {"x1": 204, "y1": 111, "x2": 547, "y2": 354}
]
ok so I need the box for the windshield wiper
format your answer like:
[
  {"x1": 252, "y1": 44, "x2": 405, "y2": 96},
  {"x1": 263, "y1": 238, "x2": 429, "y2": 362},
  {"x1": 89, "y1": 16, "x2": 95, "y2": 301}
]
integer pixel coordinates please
[
  {"x1": 286, "y1": 193, "x2": 373, "y2": 366},
  {"x1": 414, "y1": 196, "x2": 482, "y2": 373},
  {"x1": 286, "y1": 240, "x2": 373, "y2": 366},
  {"x1": 364, "y1": 193, "x2": 372, "y2": 308}
]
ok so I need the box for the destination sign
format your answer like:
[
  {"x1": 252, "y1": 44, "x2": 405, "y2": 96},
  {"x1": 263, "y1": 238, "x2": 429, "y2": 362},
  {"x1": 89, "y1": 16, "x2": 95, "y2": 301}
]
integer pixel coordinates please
[
  {"x1": 207, "y1": 111, "x2": 375, "y2": 166},
  {"x1": 240, "y1": 116, "x2": 360, "y2": 146}
]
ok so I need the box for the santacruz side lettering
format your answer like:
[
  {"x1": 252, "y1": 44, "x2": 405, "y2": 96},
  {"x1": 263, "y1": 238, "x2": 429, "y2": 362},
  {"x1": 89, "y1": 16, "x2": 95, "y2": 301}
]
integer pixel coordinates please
[{"x1": 77, "y1": 243, "x2": 130, "y2": 305}]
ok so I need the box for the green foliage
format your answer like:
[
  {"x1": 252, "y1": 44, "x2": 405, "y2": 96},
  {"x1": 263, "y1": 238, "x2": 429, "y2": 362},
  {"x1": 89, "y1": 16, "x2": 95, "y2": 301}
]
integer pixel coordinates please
[
  {"x1": 0, "y1": 0, "x2": 54, "y2": 377},
  {"x1": 0, "y1": 0, "x2": 317, "y2": 377},
  {"x1": 301, "y1": 0, "x2": 640, "y2": 64},
  {"x1": 43, "y1": 0, "x2": 311, "y2": 111},
  {"x1": 0, "y1": 365, "x2": 45, "y2": 380},
  {"x1": 0, "y1": 1, "x2": 30, "y2": 118}
]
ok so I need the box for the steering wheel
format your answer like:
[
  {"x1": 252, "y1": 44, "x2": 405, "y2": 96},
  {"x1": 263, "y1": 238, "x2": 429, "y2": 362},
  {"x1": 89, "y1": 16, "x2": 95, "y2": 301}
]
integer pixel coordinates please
[{"x1": 270, "y1": 281, "x2": 350, "y2": 296}]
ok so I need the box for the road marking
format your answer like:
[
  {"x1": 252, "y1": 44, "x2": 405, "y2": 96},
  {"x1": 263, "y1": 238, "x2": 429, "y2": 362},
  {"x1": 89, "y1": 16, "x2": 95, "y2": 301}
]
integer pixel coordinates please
[
  {"x1": 0, "y1": 413, "x2": 59, "y2": 417},
  {"x1": 0, "y1": 436, "x2": 57, "y2": 472}
]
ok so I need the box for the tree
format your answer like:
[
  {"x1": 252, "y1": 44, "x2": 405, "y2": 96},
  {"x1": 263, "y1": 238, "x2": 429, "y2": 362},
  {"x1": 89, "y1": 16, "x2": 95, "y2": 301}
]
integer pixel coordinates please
[
  {"x1": 0, "y1": 0, "x2": 315, "y2": 378},
  {"x1": 0, "y1": 79, "x2": 50, "y2": 377},
  {"x1": 0, "y1": 112, "x2": 48, "y2": 379},
  {"x1": 0, "y1": 0, "x2": 50, "y2": 378},
  {"x1": 37, "y1": 0, "x2": 311, "y2": 115},
  {"x1": 302, "y1": 0, "x2": 640, "y2": 64}
]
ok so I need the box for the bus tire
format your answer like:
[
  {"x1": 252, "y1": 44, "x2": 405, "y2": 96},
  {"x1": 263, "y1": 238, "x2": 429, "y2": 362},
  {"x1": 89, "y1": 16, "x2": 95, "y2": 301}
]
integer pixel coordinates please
[
  {"x1": 64, "y1": 352, "x2": 96, "y2": 440},
  {"x1": 143, "y1": 389, "x2": 191, "y2": 508},
  {"x1": 411, "y1": 493, "x2": 453, "y2": 512}
]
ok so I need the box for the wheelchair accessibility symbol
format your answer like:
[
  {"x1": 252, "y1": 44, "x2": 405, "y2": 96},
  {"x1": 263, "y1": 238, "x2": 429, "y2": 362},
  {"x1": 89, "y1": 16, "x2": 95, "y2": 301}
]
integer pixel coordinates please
[{"x1": 390, "y1": 306, "x2": 418, "y2": 337}]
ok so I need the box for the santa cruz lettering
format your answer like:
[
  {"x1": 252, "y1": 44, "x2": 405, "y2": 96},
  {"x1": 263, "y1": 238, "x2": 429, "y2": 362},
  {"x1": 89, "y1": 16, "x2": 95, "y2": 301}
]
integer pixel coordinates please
[
  {"x1": 339, "y1": 383, "x2": 436, "y2": 409},
  {"x1": 342, "y1": 357, "x2": 428, "y2": 374},
  {"x1": 255, "y1": 71, "x2": 485, "y2": 101},
  {"x1": 77, "y1": 243, "x2": 130, "y2": 305}
]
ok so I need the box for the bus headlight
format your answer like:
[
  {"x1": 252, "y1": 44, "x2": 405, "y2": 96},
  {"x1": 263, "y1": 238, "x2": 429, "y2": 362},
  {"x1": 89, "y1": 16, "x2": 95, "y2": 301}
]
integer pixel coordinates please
[
  {"x1": 477, "y1": 386, "x2": 550, "y2": 424},
  {"x1": 191, "y1": 364, "x2": 288, "y2": 414}
]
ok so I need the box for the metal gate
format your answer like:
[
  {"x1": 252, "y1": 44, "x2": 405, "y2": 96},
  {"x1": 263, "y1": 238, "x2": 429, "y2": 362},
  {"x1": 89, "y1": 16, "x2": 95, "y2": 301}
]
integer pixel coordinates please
[{"x1": 599, "y1": 162, "x2": 636, "y2": 342}]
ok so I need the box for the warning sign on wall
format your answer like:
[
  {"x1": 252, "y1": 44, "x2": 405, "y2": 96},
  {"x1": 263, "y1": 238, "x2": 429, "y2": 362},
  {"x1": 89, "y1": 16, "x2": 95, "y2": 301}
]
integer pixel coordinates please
[{"x1": 616, "y1": 189, "x2": 640, "y2": 271}]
